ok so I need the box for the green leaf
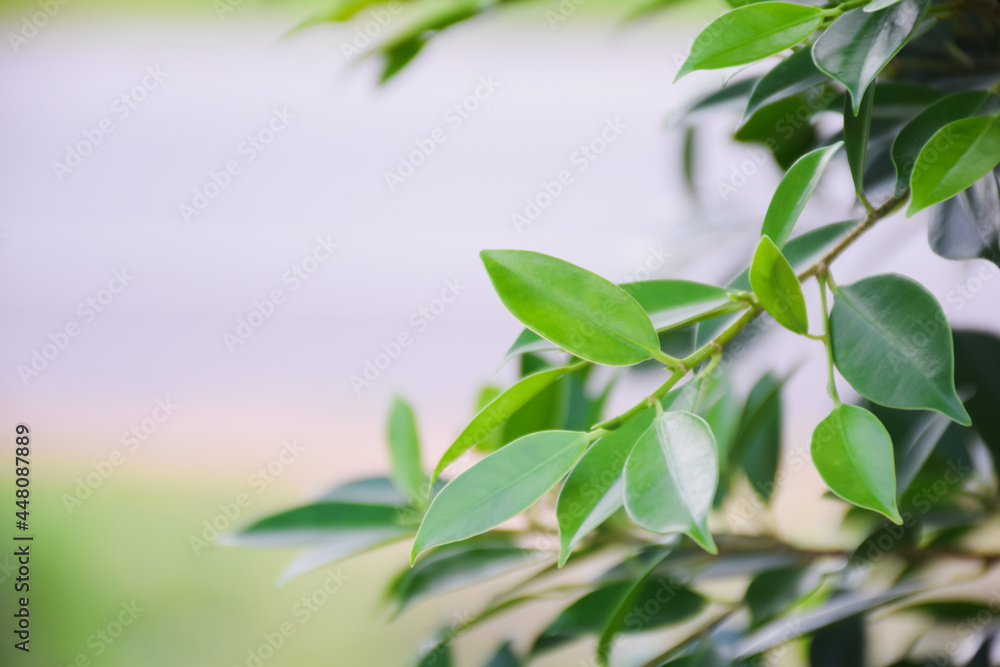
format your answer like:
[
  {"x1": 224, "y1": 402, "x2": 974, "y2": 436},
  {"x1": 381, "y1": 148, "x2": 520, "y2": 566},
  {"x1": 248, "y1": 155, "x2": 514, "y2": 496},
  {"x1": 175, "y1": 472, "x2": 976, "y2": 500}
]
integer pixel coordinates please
[
  {"x1": 276, "y1": 530, "x2": 410, "y2": 584},
  {"x1": 844, "y1": 85, "x2": 875, "y2": 204},
  {"x1": 809, "y1": 616, "x2": 866, "y2": 667},
  {"x1": 732, "y1": 374, "x2": 783, "y2": 502},
  {"x1": 734, "y1": 91, "x2": 821, "y2": 170},
  {"x1": 742, "y1": 46, "x2": 828, "y2": 126},
  {"x1": 481, "y1": 250, "x2": 659, "y2": 366},
  {"x1": 432, "y1": 364, "x2": 577, "y2": 481},
  {"x1": 556, "y1": 409, "x2": 656, "y2": 566},
  {"x1": 761, "y1": 142, "x2": 844, "y2": 248},
  {"x1": 812, "y1": 0, "x2": 930, "y2": 114},
  {"x1": 746, "y1": 565, "x2": 822, "y2": 628},
  {"x1": 696, "y1": 221, "x2": 856, "y2": 348},
  {"x1": 829, "y1": 274, "x2": 971, "y2": 424},
  {"x1": 320, "y1": 476, "x2": 409, "y2": 505},
  {"x1": 675, "y1": 2, "x2": 824, "y2": 80},
  {"x1": 416, "y1": 639, "x2": 453, "y2": 667},
  {"x1": 953, "y1": 331, "x2": 1000, "y2": 479},
  {"x1": 387, "y1": 397, "x2": 427, "y2": 501},
  {"x1": 928, "y1": 171, "x2": 1000, "y2": 267},
  {"x1": 737, "y1": 582, "x2": 921, "y2": 658},
  {"x1": 389, "y1": 539, "x2": 529, "y2": 614},
  {"x1": 624, "y1": 412, "x2": 719, "y2": 553},
  {"x1": 891, "y1": 92, "x2": 1000, "y2": 197},
  {"x1": 499, "y1": 280, "x2": 738, "y2": 366},
  {"x1": 232, "y1": 502, "x2": 407, "y2": 548},
  {"x1": 484, "y1": 641, "x2": 520, "y2": 667},
  {"x1": 413, "y1": 431, "x2": 589, "y2": 563},
  {"x1": 908, "y1": 115, "x2": 1000, "y2": 215},
  {"x1": 811, "y1": 404, "x2": 902, "y2": 523},
  {"x1": 595, "y1": 554, "x2": 705, "y2": 664},
  {"x1": 865, "y1": 0, "x2": 905, "y2": 10},
  {"x1": 532, "y1": 582, "x2": 628, "y2": 654},
  {"x1": 750, "y1": 236, "x2": 809, "y2": 334}
]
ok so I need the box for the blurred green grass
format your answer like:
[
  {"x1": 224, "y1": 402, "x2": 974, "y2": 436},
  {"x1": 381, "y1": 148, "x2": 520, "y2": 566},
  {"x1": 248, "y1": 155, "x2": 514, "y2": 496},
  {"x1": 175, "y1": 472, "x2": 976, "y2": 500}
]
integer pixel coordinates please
[{"x1": 0, "y1": 469, "x2": 440, "y2": 667}]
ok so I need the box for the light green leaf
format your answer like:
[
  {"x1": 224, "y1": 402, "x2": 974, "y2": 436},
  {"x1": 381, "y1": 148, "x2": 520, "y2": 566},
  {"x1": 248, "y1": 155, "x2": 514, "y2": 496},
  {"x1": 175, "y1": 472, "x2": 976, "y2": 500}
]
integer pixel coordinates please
[
  {"x1": 624, "y1": 412, "x2": 718, "y2": 553},
  {"x1": 908, "y1": 115, "x2": 1000, "y2": 215},
  {"x1": 742, "y1": 46, "x2": 828, "y2": 126},
  {"x1": 750, "y1": 236, "x2": 809, "y2": 334},
  {"x1": 812, "y1": 0, "x2": 930, "y2": 113},
  {"x1": 844, "y1": 85, "x2": 875, "y2": 204},
  {"x1": 675, "y1": 2, "x2": 824, "y2": 80},
  {"x1": 499, "y1": 280, "x2": 738, "y2": 366},
  {"x1": 891, "y1": 91, "x2": 999, "y2": 197},
  {"x1": 481, "y1": 250, "x2": 659, "y2": 366},
  {"x1": 432, "y1": 364, "x2": 577, "y2": 481},
  {"x1": 761, "y1": 142, "x2": 844, "y2": 248},
  {"x1": 275, "y1": 529, "x2": 411, "y2": 584},
  {"x1": 811, "y1": 404, "x2": 902, "y2": 523},
  {"x1": 556, "y1": 409, "x2": 656, "y2": 567},
  {"x1": 830, "y1": 274, "x2": 971, "y2": 424},
  {"x1": 865, "y1": 0, "x2": 905, "y2": 11},
  {"x1": 387, "y1": 397, "x2": 426, "y2": 501},
  {"x1": 413, "y1": 431, "x2": 589, "y2": 563}
]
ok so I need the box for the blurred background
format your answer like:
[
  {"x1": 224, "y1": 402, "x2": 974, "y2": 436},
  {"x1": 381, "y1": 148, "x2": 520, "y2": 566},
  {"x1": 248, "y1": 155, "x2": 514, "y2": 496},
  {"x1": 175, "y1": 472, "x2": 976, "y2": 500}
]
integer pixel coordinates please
[{"x1": 1, "y1": 0, "x2": 998, "y2": 665}]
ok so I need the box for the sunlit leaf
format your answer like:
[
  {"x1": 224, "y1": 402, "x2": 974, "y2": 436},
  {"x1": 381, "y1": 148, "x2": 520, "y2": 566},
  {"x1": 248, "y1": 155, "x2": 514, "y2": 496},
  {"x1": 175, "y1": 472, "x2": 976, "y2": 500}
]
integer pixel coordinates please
[
  {"x1": 750, "y1": 236, "x2": 809, "y2": 334},
  {"x1": 761, "y1": 142, "x2": 843, "y2": 248},
  {"x1": 909, "y1": 115, "x2": 1000, "y2": 215}
]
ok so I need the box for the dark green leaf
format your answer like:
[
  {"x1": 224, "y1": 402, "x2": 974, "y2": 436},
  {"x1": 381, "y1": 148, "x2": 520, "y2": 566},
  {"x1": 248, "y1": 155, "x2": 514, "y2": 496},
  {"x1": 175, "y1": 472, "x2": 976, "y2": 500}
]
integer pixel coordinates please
[
  {"x1": 732, "y1": 374, "x2": 783, "y2": 502},
  {"x1": 746, "y1": 565, "x2": 822, "y2": 627},
  {"x1": 812, "y1": 0, "x2": 930, "y2": 113},
  {"x1": 809, "y1": 616, "x2": 866, "y2": 667},
  {"x1": 232, "y1": 502, "x2": 407, "y2": 548},
  {"x1": 413, "y1": 431, "x2": 589, "y2": 562},
  {"x1": 953, "y1": 331, "x2": 1000, "y2": 478},
  {"x1": 676, "y1": 2, "x2": 824, "y2": 80},
  {"x1": 830, "y1": 274, "x2": 971, "y2": 424},
  {"x1": 811, "y1": 404, "x2": 902, "y2": 523},
  {"x1": 390, "y1": 540, "x2": 530, "y2": 614},
  {"x1": 484, "y1": 641, "x2": 520, "y2": 667},
  {"x1": 928, "y1": 172, "x2": 1000, "y2": 266},
  {"x1": 742, "y1": 46, "x2": 828, "y2": 126},
  {"x1": 481, "y1": 250, "x2": 659, "y2": 366},
  {"x1": 844, "y1": 85, "x2": 876, "y2": 204}
]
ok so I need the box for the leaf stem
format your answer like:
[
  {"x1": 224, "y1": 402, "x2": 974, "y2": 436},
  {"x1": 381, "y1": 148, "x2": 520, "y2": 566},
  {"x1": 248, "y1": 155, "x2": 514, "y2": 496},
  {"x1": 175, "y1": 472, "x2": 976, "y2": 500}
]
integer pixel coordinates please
[
  {"x1": 593, "y1": 193, "x2": 905, "y2": 433},
  {"x1": 817, "y1": 272, "x2": 841, "y2": 406}
]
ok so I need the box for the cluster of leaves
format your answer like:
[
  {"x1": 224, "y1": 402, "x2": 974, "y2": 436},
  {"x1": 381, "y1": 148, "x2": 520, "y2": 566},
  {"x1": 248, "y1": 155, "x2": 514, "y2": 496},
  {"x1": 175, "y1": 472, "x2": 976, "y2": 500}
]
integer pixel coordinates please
[{"x1": 238, "y1": 0, "x2": 1000, "y2": 665}]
